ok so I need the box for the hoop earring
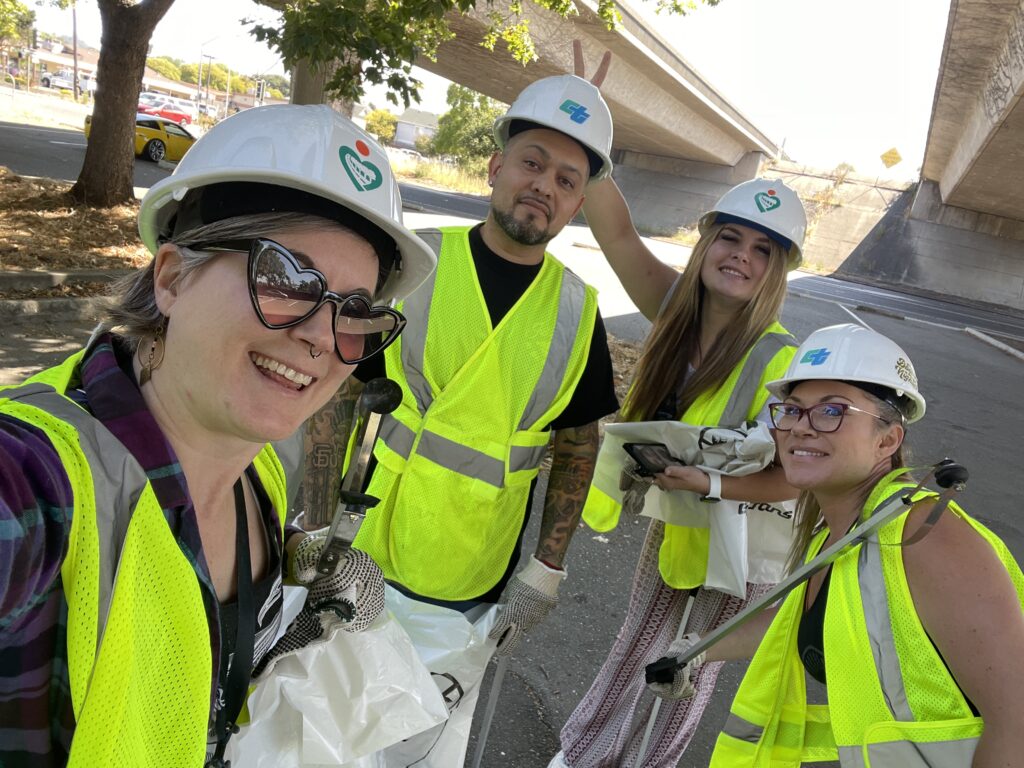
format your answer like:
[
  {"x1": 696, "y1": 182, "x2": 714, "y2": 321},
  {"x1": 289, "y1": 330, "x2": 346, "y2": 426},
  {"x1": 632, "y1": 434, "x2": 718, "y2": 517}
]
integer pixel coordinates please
[
  {"x1": 138, "y1": 320, "x2": 167, "y2": 386},
  {"x1": 309, "y1": 343, "x2": 323, "y2": 360}
]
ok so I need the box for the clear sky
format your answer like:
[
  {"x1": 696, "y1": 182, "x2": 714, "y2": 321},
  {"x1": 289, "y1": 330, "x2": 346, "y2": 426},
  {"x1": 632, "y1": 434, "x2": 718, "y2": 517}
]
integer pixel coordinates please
[{"x1": 32, "y1": 0, "x2": 951, "y2": 178}]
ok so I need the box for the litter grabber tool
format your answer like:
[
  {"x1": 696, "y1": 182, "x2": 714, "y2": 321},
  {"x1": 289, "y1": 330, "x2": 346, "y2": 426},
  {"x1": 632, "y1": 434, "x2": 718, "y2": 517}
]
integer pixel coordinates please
[
  {"x1": 645, "y1": 459, "x2": 969, "y2": 685},
  {"x1": 634, "y1": 590, "x2": 696, "y2": 768},
  {"x1": 470, "y1": 653, "x2": 510, "y2": 768},
  {"x1": 312, "y1": 377, "x2": 402, "y2": 619}
]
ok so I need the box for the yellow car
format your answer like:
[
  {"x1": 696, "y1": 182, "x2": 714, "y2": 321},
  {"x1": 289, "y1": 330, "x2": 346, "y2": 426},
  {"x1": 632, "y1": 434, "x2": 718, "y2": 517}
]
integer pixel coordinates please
[{"x1": 83, "y1": 112, "x2": 197, "y2": 163}]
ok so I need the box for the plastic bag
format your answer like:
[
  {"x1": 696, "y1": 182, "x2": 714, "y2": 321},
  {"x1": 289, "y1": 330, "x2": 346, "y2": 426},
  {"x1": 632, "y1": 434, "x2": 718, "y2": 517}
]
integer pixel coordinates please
[
  {"x1": 227, "y1": 586, "x2": 449, "y2": 767},
  {"x1": 595, "y1": 420, "x2": 785, "y2": 597},
  {"x1": 373, "y1": 589, "x2": 499, "y2": 767}
]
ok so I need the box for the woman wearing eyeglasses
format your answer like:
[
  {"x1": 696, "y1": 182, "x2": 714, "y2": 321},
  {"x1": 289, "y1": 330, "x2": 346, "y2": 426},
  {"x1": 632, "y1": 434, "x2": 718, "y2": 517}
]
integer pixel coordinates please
[
  {"x1": 0, "y1": 105, "x2": 436, "y2": 768},
  {"x1": 656, "y1": 324, "x2": 1024, "y2": 768}
]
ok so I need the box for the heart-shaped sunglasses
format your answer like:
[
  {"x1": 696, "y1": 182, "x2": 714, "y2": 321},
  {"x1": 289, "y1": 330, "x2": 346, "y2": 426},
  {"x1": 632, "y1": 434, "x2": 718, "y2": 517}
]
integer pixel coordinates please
[{"x1": 192, "y1": 238, "x2": 406, "y2": 364}]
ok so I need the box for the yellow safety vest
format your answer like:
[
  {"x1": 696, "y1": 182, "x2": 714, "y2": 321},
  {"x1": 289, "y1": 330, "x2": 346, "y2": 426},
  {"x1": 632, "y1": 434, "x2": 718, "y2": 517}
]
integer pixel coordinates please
[
  {"x1": 582, "y1": 321, "x2": 796, "y2": 589},
  {"x1": 710, "y1": 472, "x2": 1024, "y2": 768},
  {"x1": 354, "y1": 226, "x2": 598, "y2": 600},
  {"x1": 0, "y1": 345, "x2": 300, "y2": 767}
]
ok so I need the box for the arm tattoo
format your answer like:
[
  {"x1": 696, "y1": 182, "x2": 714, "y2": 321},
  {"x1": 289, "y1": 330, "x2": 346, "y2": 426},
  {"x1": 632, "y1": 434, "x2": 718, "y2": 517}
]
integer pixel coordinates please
[
  {"x1": 294, "y1": 377, "x2": 364, "y2": 529},
  {"x1": 536, "y1": 421, "x2": 600, "y2": 567}
]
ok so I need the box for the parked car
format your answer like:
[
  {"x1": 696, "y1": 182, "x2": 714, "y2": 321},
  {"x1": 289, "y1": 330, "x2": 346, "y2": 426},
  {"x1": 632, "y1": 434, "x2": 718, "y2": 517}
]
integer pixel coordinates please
[
  {"x1": 83, "y1": 113, "x2": 198, "y2": 163},
  {"x1": 137, "y1": 98, "x2": 193, "y2": 125},
  {"x1": 41, "y1": 68, "x2": 86, "y2": 91}
]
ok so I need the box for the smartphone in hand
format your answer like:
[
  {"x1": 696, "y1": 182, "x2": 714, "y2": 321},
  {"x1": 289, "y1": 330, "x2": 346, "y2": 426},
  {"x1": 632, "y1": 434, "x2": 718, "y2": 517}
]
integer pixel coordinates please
[{"x1": 623, "y1": 442, "x2": 680, "y2": 477}]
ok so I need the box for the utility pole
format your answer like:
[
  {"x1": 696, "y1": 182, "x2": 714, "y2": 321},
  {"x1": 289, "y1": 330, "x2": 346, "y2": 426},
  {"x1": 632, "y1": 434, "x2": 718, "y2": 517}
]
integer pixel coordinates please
[
  {"x1": 70, "y1": 0, "x2": 79, "y2": 101},
  {"x1": 202, "y1": 53, "x2": 213, "y2": 110}
]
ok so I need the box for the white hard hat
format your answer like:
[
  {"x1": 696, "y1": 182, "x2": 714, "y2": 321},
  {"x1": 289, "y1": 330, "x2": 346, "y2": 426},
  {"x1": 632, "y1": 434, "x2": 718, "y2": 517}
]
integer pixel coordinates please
[
  {"x1": 698, "y1": 178, "x2": 807, "y2": 269},
  {"x1": 138, "y1": 104, "x2": 436, "y2": 303},
  {"x1": 767, "y1": 324, "x2": 926, "y2": 423},
  {"x1": 493, "y1": 75, "x2": 613, "y2": 181}
]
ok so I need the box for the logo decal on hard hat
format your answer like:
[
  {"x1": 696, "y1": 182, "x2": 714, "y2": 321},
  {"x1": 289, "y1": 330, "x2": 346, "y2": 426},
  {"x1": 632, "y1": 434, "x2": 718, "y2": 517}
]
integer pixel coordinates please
[
  {"x1": 559, "y1": 99, "x2": 591, "y2": 124},
  {"x1": 755, "y1": 190, "x2": 781, "y2": 213},
  {"x1": 895, "y1": 357, "x2": 917, "y2": 388},
  {"x1": 800, "y1": 348, "x2": 831, "y2": 366},
  {"x1": 339, "y1": 140, "x2": 383, "y2": 192}
]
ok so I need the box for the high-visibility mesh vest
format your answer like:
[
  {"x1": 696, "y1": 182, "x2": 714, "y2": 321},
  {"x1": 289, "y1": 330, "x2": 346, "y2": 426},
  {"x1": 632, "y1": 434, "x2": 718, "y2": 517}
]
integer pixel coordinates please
[
  {"x1": 0, "y1": 346, "x2": 301, "y2": 767},
  {"x1": 711, "y1": 472, "x2": 1024, "y2": 768},
  {"x1": 581, "y1": 321, "x2": 796, "y2": 588},
  {"x1": 354, "y1": 227, "x2": 598, "y2": 600}
]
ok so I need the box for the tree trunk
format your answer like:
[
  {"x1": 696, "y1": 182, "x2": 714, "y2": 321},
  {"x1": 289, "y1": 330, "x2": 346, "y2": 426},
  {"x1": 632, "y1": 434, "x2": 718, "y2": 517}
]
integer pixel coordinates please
[
  {"x1": 290, "y1": 59, "x2": 356, "y2": 117},
  {"x1": 69, "y1": 0, "x2": 176, "y2": 206}
]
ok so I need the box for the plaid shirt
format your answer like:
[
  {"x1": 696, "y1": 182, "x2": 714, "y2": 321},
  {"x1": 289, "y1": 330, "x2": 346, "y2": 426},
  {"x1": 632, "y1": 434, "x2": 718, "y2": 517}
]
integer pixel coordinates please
[{"x1": 0, "y1": 335, "x2": 285, "y2": 766}]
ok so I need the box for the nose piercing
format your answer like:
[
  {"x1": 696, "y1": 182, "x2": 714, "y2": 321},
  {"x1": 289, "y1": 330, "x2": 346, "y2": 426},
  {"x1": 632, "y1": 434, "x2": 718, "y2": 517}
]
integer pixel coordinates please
[{"x1": 309, "y1": 343, "x2": 323, "y2": 359}]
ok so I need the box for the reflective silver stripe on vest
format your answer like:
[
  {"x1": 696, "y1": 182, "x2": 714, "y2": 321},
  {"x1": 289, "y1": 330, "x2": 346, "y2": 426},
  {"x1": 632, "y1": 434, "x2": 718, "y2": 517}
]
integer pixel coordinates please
[
  {"x1": 2, "y1": 382, "x2": 146, "y2": 647},
  {"x1": 520, "y1": 268, "x2": 587, "y2": 430},
  {"x1": 858, "y1": 489, "x2": 915, "y2": 722},
  {"x1": 418, "y1": 430, "x2": 505, "y2": 487},
  {"x1": 838, "y1": 737, "x2": 979, "y2": 768},
  {"x1": 720, "y1": 331, "x2": 796, "y2": 427},
  {"x1": 401, "y1": 228, "x2": 443, "y2": 413},
  {"x1": 377, "y1": 416, "x2": 549, "y2": 487},
  {"x1": 723, "y1": 712, "x2": 765, "y2": 743}
]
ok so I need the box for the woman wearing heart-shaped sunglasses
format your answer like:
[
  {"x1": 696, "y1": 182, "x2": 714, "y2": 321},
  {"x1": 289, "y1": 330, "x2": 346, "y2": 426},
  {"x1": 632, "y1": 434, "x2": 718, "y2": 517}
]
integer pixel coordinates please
[{"x1": 0, "y1": 105, "x2": 436, "y2": 767}]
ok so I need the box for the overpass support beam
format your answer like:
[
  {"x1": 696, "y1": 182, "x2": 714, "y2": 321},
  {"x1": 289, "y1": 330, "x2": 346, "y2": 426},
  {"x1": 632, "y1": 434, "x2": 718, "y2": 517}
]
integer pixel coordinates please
[{"x1": 937, "y1": 2, "x2": 1024, "y2": 216}]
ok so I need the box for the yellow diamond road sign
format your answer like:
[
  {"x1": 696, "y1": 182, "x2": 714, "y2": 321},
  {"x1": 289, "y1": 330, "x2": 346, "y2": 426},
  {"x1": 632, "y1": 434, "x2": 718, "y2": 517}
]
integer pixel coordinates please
[{"x1": 881, "y1": 148, "x2": 902, "y2": 168}]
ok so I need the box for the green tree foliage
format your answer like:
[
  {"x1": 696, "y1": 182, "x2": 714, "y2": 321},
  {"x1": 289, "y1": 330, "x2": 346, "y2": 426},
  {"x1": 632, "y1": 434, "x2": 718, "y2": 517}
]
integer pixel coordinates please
[
  {"x1": 146, "y1": 55, "x2": 181, "y2": 81},
  {"x1": 179, "y1": 61, "x2": 198, "y2": 84},
  {"x1": 0, "y1": 0, "x2": 34, "y2": 52},
  {"x1": 252, "y1": 0, "x2": 721, "y2": 108},
  {"x1": 430, "y1": 84, "x2": 504, "y2": 167},
  {"x1": 261, "y1": 72, "x2": 290, "y2": 98},
  {"x1": 364, "y1": 108, "x2": 397, "y2": 144}
]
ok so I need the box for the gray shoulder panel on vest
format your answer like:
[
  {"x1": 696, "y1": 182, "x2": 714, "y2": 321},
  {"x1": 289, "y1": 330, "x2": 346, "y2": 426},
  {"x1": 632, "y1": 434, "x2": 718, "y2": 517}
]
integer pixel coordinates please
[
  {"x1": 720, "y1": 331, "x2": 796, "y2": 427},
  {"x1": 401, "y1": 229, "x2": 445, "y2": 414},
  {"x1": 519, "y1": 267, "x2": 589, "y2": 430},
  {"x1": 3, "y1": 382, "x2": 147, "y2": 651}
]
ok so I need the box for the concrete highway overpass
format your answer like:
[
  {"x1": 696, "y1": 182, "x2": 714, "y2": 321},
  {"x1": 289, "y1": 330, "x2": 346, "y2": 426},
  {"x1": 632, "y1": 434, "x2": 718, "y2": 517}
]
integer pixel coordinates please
[
  {"x1": 923, "y1": 0, "x2": 1024, "y2": 223},
  {"x1": 417, "y1": 0, "x2": 779, "y2": 232}
]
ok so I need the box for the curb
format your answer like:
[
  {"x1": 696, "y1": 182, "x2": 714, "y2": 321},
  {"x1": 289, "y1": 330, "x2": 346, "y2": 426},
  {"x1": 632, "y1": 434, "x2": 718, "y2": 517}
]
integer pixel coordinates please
[
  {"x1": 964, "y1": 327, "x2": 1024, "y2": 363},
  {"x1": 0, "y1": 296, "x2": 111, "y2": 324},
  {"x1": 0, "y1": 269, "x2": 128, "y2": 292}
]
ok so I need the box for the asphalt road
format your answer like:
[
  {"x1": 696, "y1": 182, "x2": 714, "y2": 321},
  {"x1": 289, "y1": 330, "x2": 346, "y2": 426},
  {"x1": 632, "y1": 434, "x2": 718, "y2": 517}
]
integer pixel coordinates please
[{"x1": 3, "y1": 118, "x2": 1024, "y2": 766}]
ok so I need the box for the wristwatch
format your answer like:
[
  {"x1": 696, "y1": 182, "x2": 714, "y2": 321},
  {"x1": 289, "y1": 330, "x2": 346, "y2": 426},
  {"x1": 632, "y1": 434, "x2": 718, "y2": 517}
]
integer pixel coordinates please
[{"x1": 700, "y1": 471, "x2": 722, "y2": 503}]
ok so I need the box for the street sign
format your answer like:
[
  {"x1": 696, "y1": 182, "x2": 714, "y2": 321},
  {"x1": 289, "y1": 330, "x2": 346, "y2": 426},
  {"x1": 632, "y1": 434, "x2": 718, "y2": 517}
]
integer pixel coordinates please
[{"x1": 880, "y1": 147, "x2": 902, "y2": 168}]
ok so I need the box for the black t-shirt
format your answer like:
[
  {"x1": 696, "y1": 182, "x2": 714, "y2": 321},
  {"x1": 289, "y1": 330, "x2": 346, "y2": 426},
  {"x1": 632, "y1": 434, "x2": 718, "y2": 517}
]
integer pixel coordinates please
[{"x1": 354, "y1": 224, "x2": 618, "y2": 603}]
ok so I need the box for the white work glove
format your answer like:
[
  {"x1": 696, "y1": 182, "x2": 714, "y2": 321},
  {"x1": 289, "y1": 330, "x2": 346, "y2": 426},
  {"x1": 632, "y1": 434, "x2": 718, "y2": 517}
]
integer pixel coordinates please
[
  {"x1": 646, "y1": 633, "x2": 706, "y2": 700},
  {"x1": 254, "y1": 532, "x2": 385, "y2": 676},
  {"x1": 488, "y1": 556, "x2": 566, "y2": 656}
]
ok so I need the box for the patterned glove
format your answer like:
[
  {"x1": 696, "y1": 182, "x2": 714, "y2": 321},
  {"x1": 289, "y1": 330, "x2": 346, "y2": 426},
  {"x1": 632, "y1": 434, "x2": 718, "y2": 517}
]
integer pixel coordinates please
[
  {"x1": 254, "y1": 532, "x2": 385, "y2": 677},
  {"x1": 488, "y1": 556, "x2": 566, "y2": 656},
  {"x1": 620, "y1": 463, "x2": 655, "y2": 516},
  {"x1": 647, "y1": 633, "x2": 706, "y2": 700}
]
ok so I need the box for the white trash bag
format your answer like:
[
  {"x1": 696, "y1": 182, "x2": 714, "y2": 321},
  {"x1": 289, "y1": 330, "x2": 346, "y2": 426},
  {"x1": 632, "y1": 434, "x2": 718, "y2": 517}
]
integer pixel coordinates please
[
  {"x1": 594, "y1": 420, "x2": 790, "y2": 597},
  {"x1": 227, "y1": 586, "x2": 449, "y2": 767},
  {"x1": 374, "y1": 588, "x2": 499, "y2": 768}
]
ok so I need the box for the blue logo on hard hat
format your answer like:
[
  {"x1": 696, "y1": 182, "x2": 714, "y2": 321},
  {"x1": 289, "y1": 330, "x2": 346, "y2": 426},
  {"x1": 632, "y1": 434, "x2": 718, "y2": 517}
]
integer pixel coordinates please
[
  {"x1": 800, "y1": 348, "x2": 831, "y2": 366},
  {"x1": 560, "y1": 100, "x2": 591, "y2": 124}
]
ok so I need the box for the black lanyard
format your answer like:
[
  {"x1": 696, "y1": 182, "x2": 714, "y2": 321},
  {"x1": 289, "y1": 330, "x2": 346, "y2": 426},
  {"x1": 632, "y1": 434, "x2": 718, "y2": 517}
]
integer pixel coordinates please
[{"x1": 206, "y1": 478, "x2": 256, "y2": 768}]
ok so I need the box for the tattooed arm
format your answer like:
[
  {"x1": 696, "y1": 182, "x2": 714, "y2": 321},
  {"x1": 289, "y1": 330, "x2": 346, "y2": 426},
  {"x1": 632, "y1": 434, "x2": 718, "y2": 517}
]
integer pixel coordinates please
[
  {"x1": 535, "y1": 421, "x2": 601, "y2": 568},
  {"x1": 294, "y1": 377, "x2": 365, "y2": 531}
]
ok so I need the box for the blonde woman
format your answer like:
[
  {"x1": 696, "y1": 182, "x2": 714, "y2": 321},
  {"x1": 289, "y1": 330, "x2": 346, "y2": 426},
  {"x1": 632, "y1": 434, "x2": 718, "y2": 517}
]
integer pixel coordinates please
[{"x1": 552, "y1": 175, "x2": 806, "y2": 767}]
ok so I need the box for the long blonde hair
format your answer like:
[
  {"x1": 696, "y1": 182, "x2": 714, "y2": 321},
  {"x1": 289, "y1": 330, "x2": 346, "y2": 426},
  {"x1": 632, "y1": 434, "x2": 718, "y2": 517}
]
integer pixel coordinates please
[
  {"x1": 784, "y1": 397, "x2": 910, "y2": 572},
  {"x1": 623, "y1": 222, "x2": 789, "y2": 422}
]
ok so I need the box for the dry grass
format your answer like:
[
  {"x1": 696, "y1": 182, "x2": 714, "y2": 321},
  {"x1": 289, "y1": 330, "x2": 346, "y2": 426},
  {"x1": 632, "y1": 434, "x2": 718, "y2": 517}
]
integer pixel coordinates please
[{"x1": 0, "y1": 166, "x2": 149, "y2": 273}]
